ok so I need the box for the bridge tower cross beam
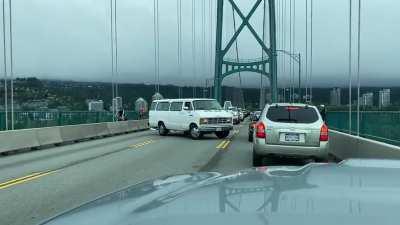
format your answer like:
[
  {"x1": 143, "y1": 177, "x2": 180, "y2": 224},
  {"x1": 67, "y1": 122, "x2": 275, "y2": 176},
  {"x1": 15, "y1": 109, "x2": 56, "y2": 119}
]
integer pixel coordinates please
[{"x1": 214, "y1": 0, "x2": 278, "y2": 104}]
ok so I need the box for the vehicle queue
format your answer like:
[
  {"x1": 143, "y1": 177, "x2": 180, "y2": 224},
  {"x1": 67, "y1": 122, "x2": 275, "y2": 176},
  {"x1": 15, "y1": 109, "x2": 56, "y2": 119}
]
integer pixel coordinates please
[{"x1": 149, "y1": 98, "x2": 329, "y2": 167}]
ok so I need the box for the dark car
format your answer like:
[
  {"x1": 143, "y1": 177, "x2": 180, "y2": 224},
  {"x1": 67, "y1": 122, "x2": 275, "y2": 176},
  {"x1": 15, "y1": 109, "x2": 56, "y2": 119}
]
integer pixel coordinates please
[
  {"x1": 40, "y1": 159, "x2": 400, "y2": 225},
  {"x1": 248, "y1": 111, "x2": 261, "y2": 142}
]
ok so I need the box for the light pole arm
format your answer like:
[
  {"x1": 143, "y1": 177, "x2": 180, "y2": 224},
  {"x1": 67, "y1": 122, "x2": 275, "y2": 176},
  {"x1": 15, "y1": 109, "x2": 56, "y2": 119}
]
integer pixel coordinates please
[{"x1": 275, "y1": 49, "x2": 300, "y2": 63}]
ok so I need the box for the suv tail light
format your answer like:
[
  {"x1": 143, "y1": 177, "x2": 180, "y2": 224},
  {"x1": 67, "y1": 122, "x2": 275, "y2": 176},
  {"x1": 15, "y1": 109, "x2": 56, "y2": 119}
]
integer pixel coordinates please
[
  {"x1": 320, "y1": 123, "x2": 329, "y2": 141},
  {"x1": 255, "y1": 122, "x2": 266, "y2": 138}
]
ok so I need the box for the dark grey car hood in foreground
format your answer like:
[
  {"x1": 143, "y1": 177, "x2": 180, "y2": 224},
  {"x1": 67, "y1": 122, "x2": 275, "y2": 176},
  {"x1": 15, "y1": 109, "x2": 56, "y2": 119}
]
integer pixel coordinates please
[{"x1": 42, "y1": 159, "x2": 400, "y2": 225}]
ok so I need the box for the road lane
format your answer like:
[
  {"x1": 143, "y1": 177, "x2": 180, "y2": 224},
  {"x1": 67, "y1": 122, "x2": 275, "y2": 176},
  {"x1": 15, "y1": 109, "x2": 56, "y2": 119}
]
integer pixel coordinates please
[
  {"x1": 0, "y1": 130, "x2": 157, "y2": 183},
  {"x1": 0, "y1": 128, "x2": 235, "y2": 225},
  {"x1": 204, "y1": 122, "x2": 253, "y2": 174}
]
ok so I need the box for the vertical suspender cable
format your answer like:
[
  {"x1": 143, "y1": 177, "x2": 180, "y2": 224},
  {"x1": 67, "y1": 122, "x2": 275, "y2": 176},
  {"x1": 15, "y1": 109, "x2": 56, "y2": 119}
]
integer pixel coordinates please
[
  {"x1": 260, "y1": 0, "x2": 266, "y2": 108},
  {"x1": 283, "y1": 0, "x2": 286, "y2": 102},
  {"x1": 202, "y1": 0, "x2": 206, "y2": 98},
  {"x1": 153, "y1": 0, "x2": 160, "y2": 93},
  {"x1": 2, "y1": 0, "x2": 7, "y2": 130},
  {"x1": 114, "y1": 0, "x2": 118, "y2": 98},
  {"x1": 209, "y1": 0, "x2": 213, "y2": 98},
  {"x1": 310, "y1": 0, "x2": 313, "y2": 103},
  {"x1": 356, "y1": 0, "x2": 361, "y2": 136},
  {"x1": 305, "y1": 0, "x2": 309, "y2": 102},
  {"x1": 177, "y1": 0, "x2": 182, "y2": 98},
  {"x1": 8, "y1": 0, "x2": 13, "y2": 130},
  {"x1": 110, "y1": 0, "x2": 115, "y2": 121},
  {"x1": 232, "y1": 5, "x2": 244, "y2": 108},
  {"x1": 153, "y1": 0, "x2": 157, "y2": 93},
  {"x1": 293, "y1": 0, "x2": 296, "y2": 102},
  {"x1": 282, "y1": 0, "x2": 285, "y2": 101},
  {"x1": 289, "y1": 0, "x2": 292, "y2": 101},
  {"x1": 276, "y1": 0, "x2": 280, "y2": 100},
  {"x1": 156, "y1": 0, "x2": 160, "y2": 93},
  {"x1": 348, "y1": 0, "x2": 352, "y2": 133},
  {"x1": 191, "y1": 0, "x2": 196, "y2": 97}
]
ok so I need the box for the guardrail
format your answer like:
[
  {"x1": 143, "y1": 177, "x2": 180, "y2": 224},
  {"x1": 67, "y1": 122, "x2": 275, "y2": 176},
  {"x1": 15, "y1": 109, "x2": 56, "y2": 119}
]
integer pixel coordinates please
[
  {"x1": 0, "y1": 111, "x2": 143, "y2": 131},
  {"x1": 0, "y1": 119, "x2": 149, "y2": 154},
  {"x1": 329, "y1": 130, "x2": 400, "y2": 160},
  {"x1": 327, "y1": 111, "x2": 400, "y2": 146}
]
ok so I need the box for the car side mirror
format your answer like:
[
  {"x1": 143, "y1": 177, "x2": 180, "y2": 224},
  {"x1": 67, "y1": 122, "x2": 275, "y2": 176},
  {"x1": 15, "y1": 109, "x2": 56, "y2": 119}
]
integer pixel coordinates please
[{"x1": 183, "y1": 106, "x2": 189, "y2": 110}]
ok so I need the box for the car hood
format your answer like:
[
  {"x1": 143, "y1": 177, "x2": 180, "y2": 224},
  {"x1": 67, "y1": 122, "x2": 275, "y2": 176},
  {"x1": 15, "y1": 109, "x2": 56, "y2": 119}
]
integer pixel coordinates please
[{"x1": 41, "y1": 159, "x2": 400, "y2": 225}]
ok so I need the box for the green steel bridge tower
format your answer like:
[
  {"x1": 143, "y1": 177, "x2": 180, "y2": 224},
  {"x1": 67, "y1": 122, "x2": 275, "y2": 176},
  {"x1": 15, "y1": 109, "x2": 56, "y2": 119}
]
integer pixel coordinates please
[{"x1": 214, "y1": 0, "x2": 278, "y2": 103}]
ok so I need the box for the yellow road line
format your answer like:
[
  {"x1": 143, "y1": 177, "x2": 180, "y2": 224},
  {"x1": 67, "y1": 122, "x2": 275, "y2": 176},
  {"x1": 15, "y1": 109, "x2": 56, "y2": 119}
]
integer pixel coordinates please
[
  {"x1": 216, "y1": 140, "x2": 227, "y2": 149},
  {"x1": 222, "y1": 140, "x2": 231, "y2": 149},
  {"x1": 0, "y1": 170, "x2": 56, "y2": 190},
  {"x1": 129, "y1": 140, "x2": 155, "y2": 149}
]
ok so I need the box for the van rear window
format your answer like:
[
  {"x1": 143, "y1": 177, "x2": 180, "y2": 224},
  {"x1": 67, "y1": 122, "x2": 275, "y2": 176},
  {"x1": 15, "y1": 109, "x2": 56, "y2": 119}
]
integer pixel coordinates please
[{"x1": 266, "y1": 106, "x2": 319, "y2": 123}]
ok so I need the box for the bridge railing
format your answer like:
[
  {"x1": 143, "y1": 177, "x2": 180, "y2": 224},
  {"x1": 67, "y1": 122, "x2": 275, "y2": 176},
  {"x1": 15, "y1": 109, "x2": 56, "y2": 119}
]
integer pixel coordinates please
[
  {"x1": 327, "y1": 111, "x2": 400, "y2": 146},
  {"x1": 0, "y1": 111, "x2": 144, "y2": 131}
]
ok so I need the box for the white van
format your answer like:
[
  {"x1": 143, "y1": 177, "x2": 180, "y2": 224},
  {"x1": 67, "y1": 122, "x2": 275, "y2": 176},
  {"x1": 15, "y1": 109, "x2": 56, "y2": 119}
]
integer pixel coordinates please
[{"x1": 149, "y1": 98, "x2": 233, "y2": 139}]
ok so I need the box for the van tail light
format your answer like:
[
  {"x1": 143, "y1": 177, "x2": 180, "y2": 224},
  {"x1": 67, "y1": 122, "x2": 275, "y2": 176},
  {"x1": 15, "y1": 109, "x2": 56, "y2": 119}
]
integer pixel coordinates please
[
  {"x1": 320, "y1": 124, "x2": 329, "y2": 141},
  {"x1": 255, "y1": 122, "x2": 266, "y2": 139}
]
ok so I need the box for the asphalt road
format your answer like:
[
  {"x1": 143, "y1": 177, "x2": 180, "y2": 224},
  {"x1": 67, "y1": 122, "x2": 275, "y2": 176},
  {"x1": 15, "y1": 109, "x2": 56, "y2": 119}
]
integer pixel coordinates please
[
  {"x1": 0, "y1": 122, "x2": 255, "y2": 225},
  {"x1": 0, "y1": 119, "x2": 317, "y2": 225}
]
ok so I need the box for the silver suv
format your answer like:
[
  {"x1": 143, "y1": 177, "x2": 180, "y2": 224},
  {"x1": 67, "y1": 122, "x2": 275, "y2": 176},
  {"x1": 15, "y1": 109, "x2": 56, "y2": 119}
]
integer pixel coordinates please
[{"x1": 253, "y1": 103, "x2": 329, "y2": 166}]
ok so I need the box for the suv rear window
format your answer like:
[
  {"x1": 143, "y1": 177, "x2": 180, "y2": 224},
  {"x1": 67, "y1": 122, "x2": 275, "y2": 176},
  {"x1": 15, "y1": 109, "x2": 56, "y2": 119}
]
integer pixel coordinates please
[{"x1": 266, "y1": 106, "x2": 319, "y2": 123}]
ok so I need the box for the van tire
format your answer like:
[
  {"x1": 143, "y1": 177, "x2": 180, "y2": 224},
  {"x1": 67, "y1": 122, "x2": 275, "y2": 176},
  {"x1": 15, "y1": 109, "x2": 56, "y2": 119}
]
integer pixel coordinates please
[
  {"x1": 189, "y1": 124, "x2": 203, "y2": 140},
  {"x1": 158, "y1": 122, "x2": 169, "y2": 136},
  {"x1": 215, "y1": 131, "x2": 229, "y2": 139}
]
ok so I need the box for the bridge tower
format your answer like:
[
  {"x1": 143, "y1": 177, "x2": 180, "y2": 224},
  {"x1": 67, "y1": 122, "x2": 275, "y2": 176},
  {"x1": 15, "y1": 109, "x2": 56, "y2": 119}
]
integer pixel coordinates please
[{"x1": 214, "y1": 0, "x2": 277, "y2": 104}]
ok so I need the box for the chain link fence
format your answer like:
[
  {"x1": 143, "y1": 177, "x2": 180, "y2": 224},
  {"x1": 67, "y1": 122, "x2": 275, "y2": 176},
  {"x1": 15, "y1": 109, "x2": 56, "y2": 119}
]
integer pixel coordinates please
[
  {"x1": 327, "y1": 111, "x2": 400, "y2": 146},
  {"x1": 0, "y1": 111, "x2": 144, "y2": 131}
]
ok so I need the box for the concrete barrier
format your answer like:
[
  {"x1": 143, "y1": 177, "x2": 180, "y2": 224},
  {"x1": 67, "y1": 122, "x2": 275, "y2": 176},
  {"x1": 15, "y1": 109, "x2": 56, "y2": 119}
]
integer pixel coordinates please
[
  {"x1": 0, "y1": 120, "x2": 148, "y2": 154},
  {"x1": 329, "y1": 130, "x2": 400, "y2": 160},
  {"x1": 35, "y1": 127, "x2": 63, "y2": 146},
  {"x1": 0, "y1": 129, "x2": 40, "y2": 153},
  {"x1": 59, "y1": 124, "x2": 99, "y2": 142}
]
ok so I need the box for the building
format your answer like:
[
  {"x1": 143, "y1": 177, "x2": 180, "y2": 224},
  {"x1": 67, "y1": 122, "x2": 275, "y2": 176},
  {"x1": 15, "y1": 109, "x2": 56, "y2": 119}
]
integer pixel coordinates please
[
  {"x1": 379, "y1": 89, "x2": 391, "y2": 108},
  {"x1": 361, "y1": 92, "x2": 373, "y2": 107},
  {"x1": 330, "y1": 87, "x2": 341, "y2": 106},
  {"x1": 88, "y1": 100, "x2": 104, "y2": 112}
]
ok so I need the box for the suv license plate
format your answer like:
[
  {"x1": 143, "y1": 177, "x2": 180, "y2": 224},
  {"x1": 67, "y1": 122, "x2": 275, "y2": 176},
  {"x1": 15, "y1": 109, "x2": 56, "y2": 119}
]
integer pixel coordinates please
[
  {"x1": 216, "y1": 128, "x2": 222, "y2": 131},
  {"x1": 285, "y1": 133, "x2": 300, "y2": 142}
]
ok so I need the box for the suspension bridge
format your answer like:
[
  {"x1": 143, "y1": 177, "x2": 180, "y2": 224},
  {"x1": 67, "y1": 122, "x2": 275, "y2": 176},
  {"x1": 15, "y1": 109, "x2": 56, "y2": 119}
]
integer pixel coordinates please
[{"x1": 0, "y1": 1, "x2": 399, "y2": 225}]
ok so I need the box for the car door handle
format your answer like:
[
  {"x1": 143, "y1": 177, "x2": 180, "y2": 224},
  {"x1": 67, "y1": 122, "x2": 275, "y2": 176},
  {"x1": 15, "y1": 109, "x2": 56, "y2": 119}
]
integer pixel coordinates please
[{"x1": 188, "y1": 114, "x2": 193, "y2": 117}]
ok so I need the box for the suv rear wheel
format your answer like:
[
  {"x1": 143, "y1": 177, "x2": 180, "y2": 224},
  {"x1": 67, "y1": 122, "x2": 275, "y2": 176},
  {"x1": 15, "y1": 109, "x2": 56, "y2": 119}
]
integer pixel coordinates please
[
  {"x1": 158, "y1": 122, "x2": 169, "y2": 136},
  {"x1": 215, "y1": 131, "x2": 229, "y2": 139},
  {"x1": 189, "y1": 124, "x2": 203, "y2": 140}
]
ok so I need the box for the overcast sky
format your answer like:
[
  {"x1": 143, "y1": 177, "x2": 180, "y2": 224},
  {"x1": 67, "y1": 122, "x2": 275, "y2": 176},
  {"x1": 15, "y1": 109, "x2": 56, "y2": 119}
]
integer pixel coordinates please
[{"x1": 2, "y1": 0, "x2": 399, "y2": 88}]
